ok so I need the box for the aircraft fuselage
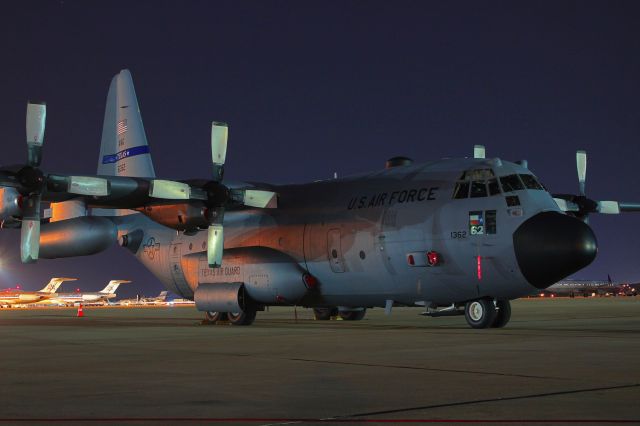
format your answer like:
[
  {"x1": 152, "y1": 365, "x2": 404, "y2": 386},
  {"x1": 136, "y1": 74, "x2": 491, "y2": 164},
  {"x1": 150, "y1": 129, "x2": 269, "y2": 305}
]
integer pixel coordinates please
[{"x1": 123, "y1": 157, "x2": 590, "y2": 310}]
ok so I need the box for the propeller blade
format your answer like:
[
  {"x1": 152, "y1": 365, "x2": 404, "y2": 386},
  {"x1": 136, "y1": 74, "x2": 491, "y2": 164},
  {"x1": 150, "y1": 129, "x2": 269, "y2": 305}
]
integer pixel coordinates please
[
  {"x1": 242, "y1": 190, "x2": 278, "y2": 208},
  {"x1": 473, "y1": 145, "x2": 485, "y2": 159},
  {"x1": 211, "y1": 122, "x2": 228, "y2": 182},
  {"x1": 207, "y1": 224, "x2": 224, "y2": 267},
  {"x1": 149, "y1": 180, "x2": 190, "y2": 200},
  {"x1": 26, "y1": 102, "x2": 46, "y2": 167},
  {"x1": 553, "y1": 198, "x2": 579, "y2": 212},
  {"x1": 597, "y1": 201, "x2": 620, "y2": 214},
  {"x1": 619, "y1": 202, "x2": 640, "y2": 212},
  {"x1": 20, "y1": 194, "x2": 41, "y2": 263},
  {"x1": 68, "y1": 176, "x2": 110, "y2": 196},
  {"x1": 0, "y1": 187, "x2": 21, "y2": 220},
  {"x1": 20, "y1": 219, "x2": 40, "y2": 263},
  {"x1": 576, "y1": 150, "x2": 587, "y2": 196}
]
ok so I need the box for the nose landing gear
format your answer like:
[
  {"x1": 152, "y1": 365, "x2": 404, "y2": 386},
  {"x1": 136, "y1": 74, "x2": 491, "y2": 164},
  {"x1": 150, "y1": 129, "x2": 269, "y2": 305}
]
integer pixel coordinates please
[{"x1": 464, "y1": 299, "x2": 511, "y2": 329}]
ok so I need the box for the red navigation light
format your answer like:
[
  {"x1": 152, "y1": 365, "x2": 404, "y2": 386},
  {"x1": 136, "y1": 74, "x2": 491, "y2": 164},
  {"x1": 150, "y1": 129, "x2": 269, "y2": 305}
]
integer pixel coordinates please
[
  {"x1": 476, "y1": 255, "x2": 482, "y2": 280},
  {"x1": 407, "y1": 254, "x2": 415, "y2": 266},
  {"x1": 426, "y1": 251, "x2": 440, "y2": 266},
  {"x1": 302, "y1": 273, "x2": 318, "y2": 289}
]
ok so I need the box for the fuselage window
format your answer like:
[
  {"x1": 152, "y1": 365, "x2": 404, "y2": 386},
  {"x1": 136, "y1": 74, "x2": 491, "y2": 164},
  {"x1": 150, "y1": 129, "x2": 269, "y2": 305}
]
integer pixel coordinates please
[
  {"x1": 499, "y1": 174, "x2": 524, "y2": 192},
  {"x1": 519, "y1": 174, "x2": 544, "y2": 190},
  {"x1": 453, "y1": 181, "x2": 470, "y2": 199},
  {"x1": 470, "y1": 180, "x2": 487, "y2": 198},
  {"x1": 487, "y1": 178, "x2": 501, "y2": 196},
  {"x1": 462, "y1": 169, "x2": 494, "y2": 180},
  {"x1": 485, "y1": 210, "x2": 497, "y2": 234}
]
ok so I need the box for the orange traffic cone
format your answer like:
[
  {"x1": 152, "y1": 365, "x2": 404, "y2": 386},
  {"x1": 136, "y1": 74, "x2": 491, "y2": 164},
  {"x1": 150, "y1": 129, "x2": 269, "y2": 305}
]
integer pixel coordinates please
[{"x1": 77, "y1": 304, "x2": 84, "y2": 317}]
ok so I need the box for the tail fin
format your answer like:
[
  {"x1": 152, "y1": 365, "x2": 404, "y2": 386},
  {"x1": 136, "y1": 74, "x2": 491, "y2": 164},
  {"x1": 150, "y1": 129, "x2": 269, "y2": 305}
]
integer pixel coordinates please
[
  {"x1": 98, "y1": 70, "x2": 155, "y2": 178},
  {"x1": 157, "y1": 291, "x2": 168, "y2": 300},
  {"x1": 39, "y1": 277, "x2": 78, "y2": 293},
  {"x1": 99, "y1": 280, "x2": 131, "y2": 294}
]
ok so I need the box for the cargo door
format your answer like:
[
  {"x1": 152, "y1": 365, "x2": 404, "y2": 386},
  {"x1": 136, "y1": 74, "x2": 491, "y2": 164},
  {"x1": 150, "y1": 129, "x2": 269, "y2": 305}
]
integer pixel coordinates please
[{"x1": 327, "y1": 228, "x2": 345, "y2": 273}]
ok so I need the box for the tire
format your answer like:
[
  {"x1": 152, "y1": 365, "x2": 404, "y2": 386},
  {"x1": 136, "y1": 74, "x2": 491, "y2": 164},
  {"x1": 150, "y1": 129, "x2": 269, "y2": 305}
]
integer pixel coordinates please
[
  {"x1": 205, "y1": 312, "x2": 228, "y2": 323},
  {"x1": 491, "y1": 300, "x2": 511, "y2": 328},
  {"x1": 228, "y1": 308, "x2": 257, "y2": 326},
  {"x1": 464, "y1": 299, "x2": 497, "y2": 329},
  {"x1": 339, "y1": 309, "x2": 367, "y2": 321},
  {"x1": 313, "y1": 307, "x2": 337, "y2": 320}
]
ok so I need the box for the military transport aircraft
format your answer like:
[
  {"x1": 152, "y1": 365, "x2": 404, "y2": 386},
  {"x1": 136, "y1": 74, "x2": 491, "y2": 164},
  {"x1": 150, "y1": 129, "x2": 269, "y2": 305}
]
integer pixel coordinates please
[
  {"x1": 0, "y1": 277, "x2": 76, "y2": 306},
  {"x1": 0, "y1": 70, "x2": 638, "y2": 327}
]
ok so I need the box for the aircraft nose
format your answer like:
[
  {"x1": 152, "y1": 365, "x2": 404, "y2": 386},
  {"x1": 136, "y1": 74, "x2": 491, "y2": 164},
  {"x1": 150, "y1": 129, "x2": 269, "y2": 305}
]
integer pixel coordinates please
[{"x1": 513, "y1": 211, "x2": 597, "y2": 289}]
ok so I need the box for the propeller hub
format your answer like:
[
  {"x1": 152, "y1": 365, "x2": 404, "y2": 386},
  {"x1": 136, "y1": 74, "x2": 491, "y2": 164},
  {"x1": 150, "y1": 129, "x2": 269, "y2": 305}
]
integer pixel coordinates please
[
  {"x1": 203, "y1": 181, "x2": 230, "y2": 207},
  {"x1": 16, "y1": 166, "x2": 45, "y2": 194}
]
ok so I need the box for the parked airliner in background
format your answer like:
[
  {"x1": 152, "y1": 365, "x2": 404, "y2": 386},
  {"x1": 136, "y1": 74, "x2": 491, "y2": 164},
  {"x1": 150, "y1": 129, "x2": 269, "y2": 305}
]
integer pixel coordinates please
[
  {"x1": 117, "y1": 290, "x2": 168, "y2": 306},
  {"x1": 543, "y1": 276, "x2": 638, "y2": 297},
  {"x1": 47, "y1": 280, "x2": 130, "y2": 306},
  {"x1": 0, "y1": 278, "x2": 76, "y2": 306},
  {"x1": 0, "y1": 70, "x2": 638, "y2": 327}
]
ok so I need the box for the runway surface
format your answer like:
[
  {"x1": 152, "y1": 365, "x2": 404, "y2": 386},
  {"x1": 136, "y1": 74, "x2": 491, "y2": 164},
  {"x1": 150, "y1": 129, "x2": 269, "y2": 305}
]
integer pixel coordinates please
[{"x1": 1, "y1": 298, "x2": 639, "y2": 425}]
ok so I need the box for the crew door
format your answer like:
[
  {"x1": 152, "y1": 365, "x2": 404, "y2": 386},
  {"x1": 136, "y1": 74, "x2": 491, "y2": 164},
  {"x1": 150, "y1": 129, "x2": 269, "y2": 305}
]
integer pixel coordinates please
[
  {"x1": 327, "y1": 229, "x2": 345, "y2": 273},
  {"x1": 169, "y1": 242, "x2": 194, "y2": 298}
]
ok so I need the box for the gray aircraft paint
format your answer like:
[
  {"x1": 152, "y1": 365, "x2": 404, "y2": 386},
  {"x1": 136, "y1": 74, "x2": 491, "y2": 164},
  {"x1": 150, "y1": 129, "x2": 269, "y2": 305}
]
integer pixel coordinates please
[{"x1": 117, "y1": 157, "x2": 558, "y2": 308}]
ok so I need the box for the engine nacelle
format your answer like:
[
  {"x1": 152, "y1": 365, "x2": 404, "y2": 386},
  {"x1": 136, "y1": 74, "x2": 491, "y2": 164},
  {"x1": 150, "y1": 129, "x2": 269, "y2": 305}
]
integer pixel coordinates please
[
  {"x1": 194, "y1": 282, "x2": 245, "y2": 313},
  {"x1": 137, "y1": 203, "x2": 208, "y2": 231},
  {"x1": 40, "y1": 216, "x2": 118, "y2": 259},
  {"x1": 0, "y1": 187, "x2": 21, "y2": 221}
]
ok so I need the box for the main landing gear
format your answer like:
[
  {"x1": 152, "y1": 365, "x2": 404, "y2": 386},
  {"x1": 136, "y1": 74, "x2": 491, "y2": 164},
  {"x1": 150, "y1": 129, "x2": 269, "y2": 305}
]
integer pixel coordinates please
[
  {"x1": 464, "y1": 299, "x2": 511, "y2": 329},
  {"x1": 204, "y1": 306, "x2": 257, "y2": 326},
  {"x1": 313, "y1": 307, "x2": 367, "y2": 321}
]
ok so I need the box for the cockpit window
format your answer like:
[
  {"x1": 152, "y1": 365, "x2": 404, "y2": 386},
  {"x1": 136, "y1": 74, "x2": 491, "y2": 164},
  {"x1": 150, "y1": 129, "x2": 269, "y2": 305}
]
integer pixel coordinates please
[
  {"x1": 499, "y1": 174, "x2": 524, "y2": 192},
  {"x1": 519, "y1": 174, "x2": 544, "y2": 190},
  {"x1": 453, "y1": 181, "x2": 470, "y2": 199},
  {"x1": 460, "y1": 169, "x2": 494, "y2": 180},
  {"x1": 487, "y1": 178, "x2": 501, "y2": 195},
  {"x1": 470, "y1": 180, "x2": 487, "y2": 198}
]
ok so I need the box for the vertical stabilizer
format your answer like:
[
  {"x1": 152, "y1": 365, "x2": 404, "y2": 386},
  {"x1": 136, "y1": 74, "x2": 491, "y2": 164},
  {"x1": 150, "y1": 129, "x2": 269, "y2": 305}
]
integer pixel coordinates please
[
  {"x1": 98, "y1": 70, "x2": 155, "y2": 178},
  {"x1": 39, "y1": 277, "x2": 78, "y2": 293},
  {"x1": 100, "y1": 280, "x2": 131, "y2": 294}
]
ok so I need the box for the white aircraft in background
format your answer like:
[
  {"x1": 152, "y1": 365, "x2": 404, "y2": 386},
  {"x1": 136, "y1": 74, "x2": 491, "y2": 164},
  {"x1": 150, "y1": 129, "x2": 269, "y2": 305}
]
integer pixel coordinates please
[
  {"x1": 49, "y1": 280, "x2": 131, "y2": 305},
  {"x1": 542, "y1": 275, "x2": 637, "y2": 297},
  {"x1": 118, "y1": 290, "x2": 168, "y2": 306},
  {"x1": 0, "y1": 278, "x2": 76, "y2": 306}
]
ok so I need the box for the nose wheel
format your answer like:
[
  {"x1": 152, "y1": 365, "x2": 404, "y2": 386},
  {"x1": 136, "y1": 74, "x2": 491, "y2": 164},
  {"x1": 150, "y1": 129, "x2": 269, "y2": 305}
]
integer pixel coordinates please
[
  {"x1": 491, "y1": 300, "x2": 511, "y2": 328},
  {"x1": 464, "y1": 299, "x2": 511, "y2": 328}
]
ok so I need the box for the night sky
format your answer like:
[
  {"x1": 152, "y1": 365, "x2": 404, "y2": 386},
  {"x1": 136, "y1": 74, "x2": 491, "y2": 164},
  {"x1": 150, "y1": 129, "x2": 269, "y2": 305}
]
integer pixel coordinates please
[{"x1": 1, "y1": 1, "x2": 639, "y2": 296}]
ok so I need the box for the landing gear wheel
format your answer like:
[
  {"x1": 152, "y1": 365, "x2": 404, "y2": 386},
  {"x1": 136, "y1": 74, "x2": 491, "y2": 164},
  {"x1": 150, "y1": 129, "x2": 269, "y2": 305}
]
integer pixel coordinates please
[
  {"x1": 338, "y1": 309, "x2": 367, "y2": 321},
  {"x1": 313, "y1": 307, "x2": 338, "y2": 320},
  {"x1": 205, "y1": 312, "x2": 228, "y2": 323},
  {"x1": 491, "y1": 300, "x2": 511, "y2": 328},
  {"x1": 464, "y1": 299, "x2": 497, "y2": 329},
  {"x1": 228, "y1": 308, "x2": 257, "y2": 326}
]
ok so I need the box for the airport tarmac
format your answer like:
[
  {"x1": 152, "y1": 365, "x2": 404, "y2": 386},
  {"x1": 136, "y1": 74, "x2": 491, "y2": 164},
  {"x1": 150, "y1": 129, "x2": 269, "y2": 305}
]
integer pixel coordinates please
[{"x1": 1, "y1": 298, "x2": 639, "y2": 425}]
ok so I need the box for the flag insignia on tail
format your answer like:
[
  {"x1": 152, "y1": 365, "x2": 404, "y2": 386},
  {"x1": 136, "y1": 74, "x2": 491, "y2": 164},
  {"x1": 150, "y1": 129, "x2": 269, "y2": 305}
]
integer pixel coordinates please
[
  {"x1": 117, "y1": 119, "x2": 128, "y2": 136},
  {"x1": 102, "y1": 145, "x2": 150, "y2": 164}
]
